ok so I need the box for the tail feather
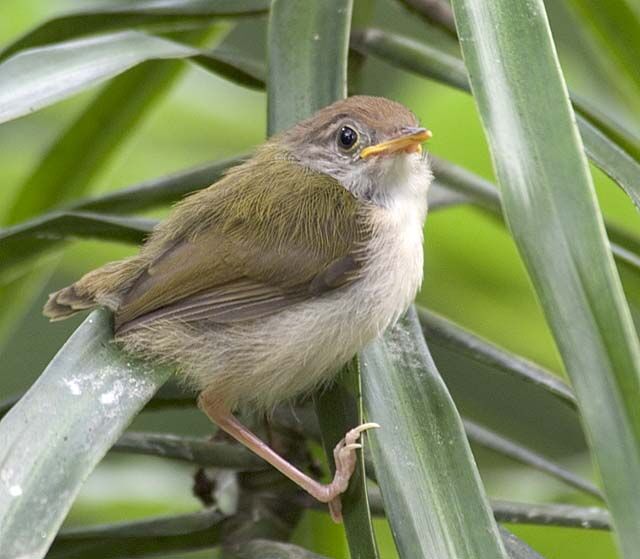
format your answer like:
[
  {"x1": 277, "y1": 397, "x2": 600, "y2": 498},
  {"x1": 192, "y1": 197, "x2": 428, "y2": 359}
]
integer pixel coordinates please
[
  {"x1": 43, "y1": 285, "x2": 97, "y2": 321},
  {"x1": 43, "y1": 257, "x2": 143, "y2": 321}
]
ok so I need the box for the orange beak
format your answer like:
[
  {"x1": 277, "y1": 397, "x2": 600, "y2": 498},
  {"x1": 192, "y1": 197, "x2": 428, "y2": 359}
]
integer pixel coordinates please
[{"x1": 360, "y1": 127, "x2": 432, "y2": 159}]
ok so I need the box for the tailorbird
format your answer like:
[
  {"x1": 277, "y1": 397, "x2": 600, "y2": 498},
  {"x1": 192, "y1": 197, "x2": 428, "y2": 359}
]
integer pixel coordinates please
[{"x1": 44, "y1": 95, "x2": 433, "y2": 521}]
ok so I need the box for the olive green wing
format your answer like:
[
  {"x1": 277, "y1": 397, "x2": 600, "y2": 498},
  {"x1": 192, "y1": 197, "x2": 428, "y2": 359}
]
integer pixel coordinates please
[{"x1": 114, "y1": 154, "x2": 369, "y2": 334}]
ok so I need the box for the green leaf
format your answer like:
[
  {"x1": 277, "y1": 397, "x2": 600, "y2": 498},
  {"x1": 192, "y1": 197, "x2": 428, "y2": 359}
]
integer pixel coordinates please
[
  {"x1": 565, "y1": 0, "x2": 640, "y2": 104},
  {"x1": 267, "y1": 0, "x2": 351, "y2": 133},
  {"x1": 351, "y1": 28, "x2": 468, "y2": 91},
  {"x1": 498, "y1": 528, "x2": 545, "y2": 559},
  {"x1": 431, "y1": 156, "x2": 640, "y2": 277},
  {"x1": 419, "y1": 307, "x2": 577, "y2": 410},
  {"x1": 0, "y1": 379, "x2": 187, "y2": 422},
  {"x1": 396, "y1": 0, "x2": 457, "y2": 39},
  {"x1": 450, "y1": 1, "x2": 640, "y2": 557},
  {"x1": 578, "y1": 115, "x2": 640, "y2": 212},
  {"x1": 1, "y1": 211, "x2": 154, "y2": 245},
  {"x1": 0, "y1": 0, "x2": 270, "y2": 61},
  {"x1": 0, "y1": 159, "x2": 463, "y2": 283},
  {"x1": 365, "y1": 487, "x2": 611, "y2": 531},
  {"x1": 4, "y1": 27, "x2": 227, "y2": 225},
  {"x1": 49, "y1": 507, "x2": 225, "y2": 559},
  {"x1": 0, "y1": 212, "x2": 154, "y2": 279},
  {"x1": 350, "y1": 28, "x2": 640, "y2": 217},
  {"x1": 0, "y1": 30, "x2": 258, "y2": 126},
  {"x1": 419, "y1": 306, "x2": 592, "y2": 469},
  {"x1": 314, "y1": 361, "x2": 380, "y2": 559},
  {"x1": 418, "y1": 306, "x2": 587, "y2": 457},
  {"x1": 71, "y1": 156, "x2": 244, "y2": 214},
  {"x1": 463, "y1": 419, "x2": 603, "y2": 500},
  {"x1": 192, "y1": 47, "x2": 266, "y2": 89},
  {"x1": 361, "y1": 308, "x2": 508, "y2": 558},
  {"x1": 0, "y1": 157, "x2": 243, "y2": 283},
  {"x1": 428, "y1": 182, "x2": 470, "y2": 210},
  {"x1": 51, "y1": 508, "x2": 310, "y2": 559},
  {"x1": 0, "y1": 396, "x2": 19, "y2": 420},
  {"x1": 573, "y1": 95, "x2": 640, "y2": 166},
  {"x1": 429, "y1": 156, "x2": 500, "y2": 212},
  {"x1": 608, "y1": 223, "x2": 640, "y2": 271},
  {"x1": 419, "y1": 305, "x2": 594, "y2": 464},
  {"x1": 492, "y1": 501, "x2": 611, "y2": 531},
  {"x1": 0, "y1": 309, "x2": 172, "y2": 558},
  {"x1": 112, "y1": 431, "x2": 264, "y2": 470}
]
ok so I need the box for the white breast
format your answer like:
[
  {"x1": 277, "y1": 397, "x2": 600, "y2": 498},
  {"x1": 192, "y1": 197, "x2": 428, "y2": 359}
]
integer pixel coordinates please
[{"x1": 358, "y1": 192, "x2": 427, "y2": 332}]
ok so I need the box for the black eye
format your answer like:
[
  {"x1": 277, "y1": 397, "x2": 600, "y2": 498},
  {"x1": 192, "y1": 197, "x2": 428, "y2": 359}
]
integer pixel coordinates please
[{"x1": 338, "y1": 126, "x2": 358, "y2": 150}]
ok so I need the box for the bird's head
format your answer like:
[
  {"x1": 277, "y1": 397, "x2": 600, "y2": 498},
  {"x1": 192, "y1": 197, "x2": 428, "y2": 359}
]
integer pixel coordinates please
[{"x1": 277, "y1": 95, "x2": 432, "y2": 206}]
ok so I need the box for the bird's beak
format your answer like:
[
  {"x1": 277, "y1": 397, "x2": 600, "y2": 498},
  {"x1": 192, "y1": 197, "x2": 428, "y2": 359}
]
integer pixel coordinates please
[{"x1": 360, "y1": 127, "x2": 432, "y2": 159}]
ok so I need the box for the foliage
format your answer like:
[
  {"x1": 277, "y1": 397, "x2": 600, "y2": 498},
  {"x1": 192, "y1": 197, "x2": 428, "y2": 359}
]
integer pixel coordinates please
[{"x1": 0, "y1": 0, "x2": 639, "y2": 558}]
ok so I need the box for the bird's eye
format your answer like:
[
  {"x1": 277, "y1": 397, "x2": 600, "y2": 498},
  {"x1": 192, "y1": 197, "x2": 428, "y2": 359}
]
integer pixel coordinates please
[{"x1": 337, "y1": 126, "x2": 358, "y2": 150}]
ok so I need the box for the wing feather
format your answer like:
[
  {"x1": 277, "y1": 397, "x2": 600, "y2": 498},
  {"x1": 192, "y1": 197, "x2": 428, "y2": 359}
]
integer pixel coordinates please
[{"x1": 113, "y1": 145, "x2": 371, "y2": 334}]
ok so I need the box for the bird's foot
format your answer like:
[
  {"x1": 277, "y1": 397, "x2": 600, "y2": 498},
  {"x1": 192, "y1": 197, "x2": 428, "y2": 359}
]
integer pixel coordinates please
[
  {"x1": 325, "y1": 422, "x2": 380, "y2": 522},
  {"x1": 198, "y1": 393, "x2": 380, "y2": 524}
]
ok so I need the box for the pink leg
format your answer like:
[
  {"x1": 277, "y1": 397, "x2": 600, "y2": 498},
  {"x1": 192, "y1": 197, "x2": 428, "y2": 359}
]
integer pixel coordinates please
[{"x1": 198, "y1": 390, "x2": 379, "y2": 522}]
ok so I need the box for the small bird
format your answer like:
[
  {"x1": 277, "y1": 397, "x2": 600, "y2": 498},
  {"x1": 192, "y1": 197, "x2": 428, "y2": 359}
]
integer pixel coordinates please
[{"x1": 44, "y1": 95, "x2": 432, "y2": 521}]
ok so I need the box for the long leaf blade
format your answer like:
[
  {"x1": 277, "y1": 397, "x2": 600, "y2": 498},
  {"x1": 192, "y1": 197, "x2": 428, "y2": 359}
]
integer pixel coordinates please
[
  {"x1": 364, "y1": 488, "x2": 612, "y2": 531},
  {"x1": 578, "y1": 116, "x2": 640, "y2": 212},
  {"x1": 1, "y1": 211, "x2": 154, "y2": 245},
  {"x1": 3, "y1": 27, "x2": 223, "y2": 225},
  {"x1": 192, "y1": 48, "x2": 266, "y2": 89},
  {"x1": 0, "y1": 27, "x2": 261, "y2": 128},
  {"x1": 0, "y1": 309, "x2": 172, "y2": 558},
  {"x1": 361, "y1": 308, "x2": 508, "y2": 558},
  {"x1": 112, "y1": 432, "x2": 264, "y2": 470},
  {"x1": 315, "y1": 362, "x2": 380, "y2": 559},
  {"x1": 0, "y1": 0, "x2": 270, "y2": 61},
  {"x1": 267, "y1": 0, "x2": 351, "y2": 132},
  {"x1": 492, "y1": 501, "x2": 611, "y2": 531},
  {"x1": 49, "y1": 508, "x2": 225, "y2": 559},
  {"x1": 0, "y1": 157, "x2": 241, "y2": 283},
  {"x1": 430, "y1": 156, "x2": 640, "y2": 276},
  {"x1": 0, "y1": 32, "x2": 202, "y2": 125},
  {"x1": 499, "y1": 528, "x2": 545, "y2": 559},
  {"x1": 418, "y1": 306, "x2": 588, "y2": 457},
  {"x1": 450, "y1": 1, "x2": 640, "y2": 556},
  {"x1": 419, "y1": 307, "x2": 577, "y2": 410},
  {"x1": 463, "y1": 420, "x2": 602, "y2": 500},
  {"x1": 0, "y1": 212, "x2": 154, "y2": 277},
  {"x1": 71, "y1": 157, "x2": 244, "y2": 214}
]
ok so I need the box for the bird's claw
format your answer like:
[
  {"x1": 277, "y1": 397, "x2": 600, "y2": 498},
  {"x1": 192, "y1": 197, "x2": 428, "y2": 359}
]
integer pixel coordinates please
[{"x1": 327, "y1": 422, "x2": 380, "y2": 523}]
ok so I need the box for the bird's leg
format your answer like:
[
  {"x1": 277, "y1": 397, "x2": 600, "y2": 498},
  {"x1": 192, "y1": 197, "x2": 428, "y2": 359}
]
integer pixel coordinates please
[{"x1": 198, "y1": 390, "x2": 378, "y2": 522}]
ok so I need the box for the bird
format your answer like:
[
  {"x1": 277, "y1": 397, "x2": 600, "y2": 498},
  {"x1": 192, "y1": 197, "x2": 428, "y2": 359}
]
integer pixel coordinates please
[{"x1": 43, "y1": 95, "x2": 432, "y2": 521}]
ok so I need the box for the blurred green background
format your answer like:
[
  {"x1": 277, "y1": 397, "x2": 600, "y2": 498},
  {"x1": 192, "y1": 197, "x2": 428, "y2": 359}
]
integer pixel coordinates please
[{"x1": 1, "y1": 1, "x2": 638, "y2": 557}]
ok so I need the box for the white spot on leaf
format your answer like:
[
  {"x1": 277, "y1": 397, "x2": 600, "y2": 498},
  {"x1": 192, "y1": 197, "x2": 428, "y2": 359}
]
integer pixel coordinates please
[{"x1": 63, "y1": 378, "x2": 82, "y2": 396}]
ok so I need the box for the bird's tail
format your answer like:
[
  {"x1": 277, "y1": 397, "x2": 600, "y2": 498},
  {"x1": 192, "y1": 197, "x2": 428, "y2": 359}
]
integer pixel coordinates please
[
  {"x1": 44, "y1": 283, "x2": 98, "y2": 321},
  {"x1": 43, "y1": 257, "x2": 141, "y2": 321}
]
